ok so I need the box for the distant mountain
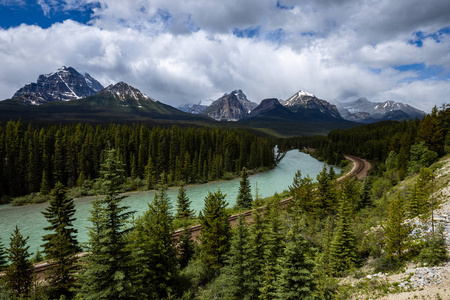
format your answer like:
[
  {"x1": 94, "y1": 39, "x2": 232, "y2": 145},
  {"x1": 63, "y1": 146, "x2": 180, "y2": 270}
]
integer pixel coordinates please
[
  {"x1": 202, "y1": 90, "x2": 258, "y2": 121},
  {"x1": 13, "y1": 66, "x2": 104, "y2": 105},
  {"x1": 178, "y1": 103, "x2": 208, "y2": 114},
  {"x1": 280, "y1": 90, "x2": 342, "y2": 121},
  {"x1": 338, "y1": 97, "x2": 426, "y2": 122},
  {"x1": 245, "y1": 98, "x2": 296, "y2": 120}
]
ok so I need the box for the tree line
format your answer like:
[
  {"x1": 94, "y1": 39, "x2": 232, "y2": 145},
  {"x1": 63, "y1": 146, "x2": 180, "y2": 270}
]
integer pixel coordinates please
[
  {"x1": 279, "y1": 104, "x2": 450, "y2": 173},
  {"x1": 0, "y1": 122, "x2": 275, "y2": 199}
]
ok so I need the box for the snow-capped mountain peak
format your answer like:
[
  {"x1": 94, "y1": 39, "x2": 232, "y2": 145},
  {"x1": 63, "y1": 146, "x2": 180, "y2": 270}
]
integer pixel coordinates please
[
  {"x1": 101, "y1": 82, "x2": 155, "y2": 102},
  {"x1": 338, "y1": 98, "x2": 426, "y2": 122},
  {"x1": 13, "y1": 66, "x2": 104, "y2": 105}
]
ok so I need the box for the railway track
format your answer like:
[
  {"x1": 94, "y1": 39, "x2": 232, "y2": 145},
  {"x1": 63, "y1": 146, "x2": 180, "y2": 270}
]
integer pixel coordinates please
[{"x1": 29, "y1": 154, "x2": 370, "y2": 274}]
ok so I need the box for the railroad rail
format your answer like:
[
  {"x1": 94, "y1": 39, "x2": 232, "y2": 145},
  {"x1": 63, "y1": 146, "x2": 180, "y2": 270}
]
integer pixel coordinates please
[{"x1": 26, "y1": 154, "x2": 370, "y2": 275}]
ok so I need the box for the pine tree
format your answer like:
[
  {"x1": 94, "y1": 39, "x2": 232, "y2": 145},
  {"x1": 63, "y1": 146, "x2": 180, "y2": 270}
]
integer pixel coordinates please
[
  {"x1": 78, "y1": 149, "x2": 139, "y2": 299},
  {"x1": 41, "y1": 182, "x2": 78, "y2": 299},
  {"x1": 384, "y1": 196, "x2": 410, "y2": 258},
  {"x1": 0, "y1": 239, "x2": 7, "y2": 271},
  {"x1": 316, "y1": 165, "x2": 338, "y2": 215},
  {"x1": 133, "y1": 186, "x2": 179, "y2": 299},
  {"x1": 199, "y1": 190, "x2": 232, "y2": 272},
  {"x1": 360, "y1": 176, "x2": 373, "y2": 208},
  {"x1": 275, "y1": 226, "x2": 315, "y2": 300},
  {"x1": 236, "y1": 167, "x2": 252, "y2": 209},
  {"x1": 221, "y1": 214, "x2": 254, "y2": 299},
  {"x1": 289, "y1": 170, "x2": 316, "y2": 215},
  {"x1": 40, "y1": 170, "x2": 50, "y2": 195},
  {"x1": 178, "y1": 217, "x2": 194, "y2": 269},
  {"x1": 247, "y1": 184, "x2": 267, "y2": 299},
  {"x1": 329, "y1": 190, "x2": 358, "y2": 275},
  {"x1": 260, "y1": 193, "x2": 285, "y2": 299},
  {"x1": 5, "y1": 226, "x2": 33, "y2": 298},
  {"x1": 176, "y1": 183, "x2": 195, "y2": 269},
  {"x1": 176, "y1": 183, "x2": 194, "y2": 219}
]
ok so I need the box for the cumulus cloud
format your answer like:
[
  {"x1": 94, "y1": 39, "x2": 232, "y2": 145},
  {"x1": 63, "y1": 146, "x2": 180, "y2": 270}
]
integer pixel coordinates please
[{"x1": 0, "y1": 0, "x2": 449, "y2": 112}]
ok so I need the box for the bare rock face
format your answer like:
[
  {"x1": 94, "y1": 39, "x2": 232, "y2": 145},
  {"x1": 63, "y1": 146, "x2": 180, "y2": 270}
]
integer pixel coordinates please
[
  {"x1": 203, "y1": 93, "x2": 247, "y2": 121},
  {"x1": 202, "y1": 90, "x2": 258, "y2": 121},
  {"x1": 13, "y1": 66, "x2": 104, "y2": 105}
]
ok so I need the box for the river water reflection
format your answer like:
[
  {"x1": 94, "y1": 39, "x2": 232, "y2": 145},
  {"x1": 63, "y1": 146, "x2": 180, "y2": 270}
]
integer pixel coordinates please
[{"x1": 0, "y1": 150, "x2": 339, "y2": 252}]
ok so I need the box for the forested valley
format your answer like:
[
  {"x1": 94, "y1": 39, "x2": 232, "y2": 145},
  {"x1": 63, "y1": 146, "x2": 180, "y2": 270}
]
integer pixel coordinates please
[
  {"x1": 0, "y1": 123, "x2": 275, "y2": 204},
  {"x1": 0, "y1": 104, "x2": 450, "y2": 299}
]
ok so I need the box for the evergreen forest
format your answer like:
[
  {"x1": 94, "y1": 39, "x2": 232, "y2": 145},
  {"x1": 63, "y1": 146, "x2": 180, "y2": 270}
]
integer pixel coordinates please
[{"x1": 0, "y1": 122, "x2": 275, "y2": 202}]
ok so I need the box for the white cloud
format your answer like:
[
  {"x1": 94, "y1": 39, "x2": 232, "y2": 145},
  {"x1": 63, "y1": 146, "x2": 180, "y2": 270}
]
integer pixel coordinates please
[{"x1": 0, "y1": 0, "x2": 449, "y2": 112}]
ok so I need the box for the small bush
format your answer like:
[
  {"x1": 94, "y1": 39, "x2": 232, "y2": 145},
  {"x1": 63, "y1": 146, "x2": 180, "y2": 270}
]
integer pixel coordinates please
[{"x1": 417, "y1": 224, "x2": 448, "y2": 266}]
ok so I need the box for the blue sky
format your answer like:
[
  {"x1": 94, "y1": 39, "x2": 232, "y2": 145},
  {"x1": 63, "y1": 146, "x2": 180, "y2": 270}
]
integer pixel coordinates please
[{"x1": 0, "y1": 0, "x2": 449, "y2": 111}]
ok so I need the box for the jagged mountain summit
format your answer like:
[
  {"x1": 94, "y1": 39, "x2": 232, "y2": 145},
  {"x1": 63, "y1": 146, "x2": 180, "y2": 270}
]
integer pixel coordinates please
[
  {"x1": 98, "y1": 81, "x2": 155, "y2": 103},
  {"x1": 280, "y1": 90, "x2": 342, "y2": 120},
  {"x1": 13, "y1": 66, "x2": 104, "y2": 105},
  {"x1": 338, "y1": 97, "x2": 426, "y2": 122},
  {"x1": 202, "y1": 90, "x2": 258, "y2": 121}
]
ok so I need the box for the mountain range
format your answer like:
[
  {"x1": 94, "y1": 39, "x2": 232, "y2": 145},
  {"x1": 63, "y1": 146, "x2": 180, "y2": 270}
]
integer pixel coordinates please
[
  {"x1": 0, "y1": 66, "x2": 427, "y2": 136},
  {"x1": 337, "y1": 97, "x2": 426, "y2": 122}
]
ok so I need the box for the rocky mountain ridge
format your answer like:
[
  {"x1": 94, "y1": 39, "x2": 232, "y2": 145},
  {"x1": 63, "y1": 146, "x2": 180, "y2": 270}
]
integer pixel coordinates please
[
  {"x1": 13, "y1": 66, "x2": 104, "y2": 105},
  {"x1": 338, "y1": 97, "x2": 426, "y2": 122}
]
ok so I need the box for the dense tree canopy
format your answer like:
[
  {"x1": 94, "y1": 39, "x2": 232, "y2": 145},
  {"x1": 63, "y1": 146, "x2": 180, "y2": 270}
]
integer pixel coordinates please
[{"x1": 0, "y1": 122, "x2": 275, "y2": 197}]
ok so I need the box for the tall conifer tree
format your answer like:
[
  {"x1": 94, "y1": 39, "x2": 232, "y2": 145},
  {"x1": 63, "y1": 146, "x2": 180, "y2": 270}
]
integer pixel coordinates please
[
  {"x1": 133, "y1": 186, "x2": 179, "y2": 299},
  {"x1": 5, "y1": 226, "x2": 33, "y2": 298},
  {"x1": 236, "y1": 167, "x2": 252, "y2": 209},
  {"x1": 176, "y1": 183, "x2": 194, "y2": 219},
  {"x1": 275, "y1": 226, "x2": 315, "y2": 299},
  {"x1": 384, "y1": 196, "x2": 410, "y2": 258},
  {"x1": 41, "y1": 182, "x2": 78, "y2": 298},
  {"x1": 199, "y1": 190, "x2": 231, "y2": 272},
  {"x1": 329, "y1": 189, "x2": 358, "y2": 275},
  {"x1": 220, "y1": 214, "x2": 254, "y2": 299},
  {"x1": 78, "y1": 149, "x2": 139, "y2": 299}
]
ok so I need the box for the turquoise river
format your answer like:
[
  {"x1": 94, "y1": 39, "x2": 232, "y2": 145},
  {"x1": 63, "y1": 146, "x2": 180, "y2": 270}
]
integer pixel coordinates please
[{"x1": 0, "y1": 150, "x2": 339, "y2": 252}]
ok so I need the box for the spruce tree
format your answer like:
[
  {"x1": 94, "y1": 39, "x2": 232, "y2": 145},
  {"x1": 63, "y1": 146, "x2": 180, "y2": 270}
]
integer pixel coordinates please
[
  {"x1": 133, "y1": 186, "x2": 179, "y2": 299},
  {"x1": 176, "y1": 183, "x2": 195, "y2": 269},
  {"x1": 41, "y1": 182, "x2": 78, "y2": 299},
  {"x1": 5, "y1": 226, "x2": 33, "y2": 298},
  {"x1": 360, "y1": 176, "x2": 373, "y2": 208},
  {"x1": 247, "y1": 185, "x2": 267, "y2": 299},
  {"x1": 78, "y1": 149, "x2": 139, "y2": 299},
  {"x1": 260, "y1": 193, "x2": 285, "y2": 299},
  {"x1": 275, "y1": 226, "x2": 315, "y2": 300},
  {"x1": 236, "y1": 167, "x2": 252, "y2": 209},
  {"x1": 0, "y1": 239, "x2": 7, "y2": 271},
  {"x1": 199, "y1": 190, "x2": 231, "y2": 272},
  {"x1": 40, "y1": 170, "x2": 50, "y2": 195},
  {"x1": 178, "y1": 217, "x2": 194, "y2": 269},
  {"x1": 384, "y1": 196, "x2": 410, "y2": 258},
  {"x1": 221, "y1": 214, "x2": 254, "y2": 299},
  {"x1": 329, "y1": 189, "x2": 358, "y2": 275},
  {"x1": 289, "y1": 170, "x2": 316, "y2": 216},
  {"x1": 176, "y1": 183, "x2": 194, "y2": 219},
  {"x1": 316, "y1": 165, "x2": 338, "y2": 215}
]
